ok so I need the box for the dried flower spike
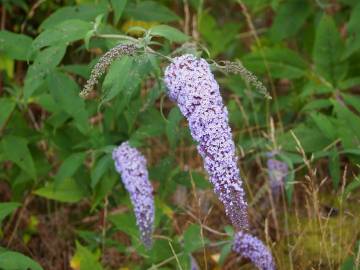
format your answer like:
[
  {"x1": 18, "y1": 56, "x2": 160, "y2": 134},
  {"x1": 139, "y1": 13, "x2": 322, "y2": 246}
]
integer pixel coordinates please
[
  {"x1": 214, "y1": 60, "x2": 271, "y2": 99},
  {"x1": 112, "y1": 142, "x2": 154, "y2": 248},
  {"x1": 233, "y1": 231, "x2": 275, "y2": 270},
  {"x1": 80, "y1": 43, "x2": 137, "y2": 98},
  {"x1": 164, "y1": 54, "x2": 249, "y2": 230}
]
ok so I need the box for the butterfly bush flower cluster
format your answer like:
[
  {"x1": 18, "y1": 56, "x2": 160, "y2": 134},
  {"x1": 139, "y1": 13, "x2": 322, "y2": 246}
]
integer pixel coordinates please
[
  {"x1": 164, "y1": 54, "x2": 249, "y2": 230},
  {"x1": 112, "y1": 142, "x2": 154, "y2": 248},
  {"x1": 233, "y1": 231, "x2": 275, "y2": 270},
  {"x1": 266, "y1": 152, "x2": 288, "y2": 197}
]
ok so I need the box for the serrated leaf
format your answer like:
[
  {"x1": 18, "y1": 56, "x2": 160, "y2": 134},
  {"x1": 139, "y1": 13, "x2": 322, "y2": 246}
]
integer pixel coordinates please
[
  {"x1": 33, "y1": 20, "x2": 92, "y2": 50},
  {"x1": 0, "y1": 202, "x2": 21, "y2": 225},
  {"x1": 0, "y1": 250, "x2": 43, "y2": 270},
  {"x1": 242, "y1": 47, "x2": 307, "y2": 79},
  {"x1": 0, "y1": 98, "x2": 16, "y2": 128},
  {"x1": 2, "y1": 135, "x2": 37, "y2": 180},
  {"x1": 54, "y1": 152, "x2": 86, "y2": 187},
  {"x1": 110, "y1": 0, "x2": 127, "y2": 24},
  {"x1": 34, "y1": 178, "x2": 86, "y2": 203},
  {"x1": 313, "y1": 15, "x2": 347, "y2": 86},
  {"x1": 124, "y1": 1, "x2": 180, "y2": 22},
  {"x1": 0, "y1": 31, "x2": 33, "y2": 60},
  {"x1": 40, "y1": 3, "x2": 107, "y2": 29},
  {"x1": 270, "y1": 0, "x2": 311, "y2": 41},
  {"x1": 24, "y1": 45, "x2": 67, "y2": 100},
  {"x1": 47, "y1": 71, "x2": 89, "y2": 133},
  {"x1": 150, "y1": 25, "x2": 189, "y2": 43}
]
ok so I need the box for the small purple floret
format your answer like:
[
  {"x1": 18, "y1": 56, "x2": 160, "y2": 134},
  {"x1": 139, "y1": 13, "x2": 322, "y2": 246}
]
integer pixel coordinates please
[
  {"x1": 164, "y1": 54, "x2": 249, "y2": 230},
  {"x1": 233, "y1": 231, "x2": 275, "y2": 270},
  {"x1": 112, "y1": 142, "x2": 154, "y2": 248},
  {"x1": 266, "y1": 154, "x2": 288, "y2": 197}
]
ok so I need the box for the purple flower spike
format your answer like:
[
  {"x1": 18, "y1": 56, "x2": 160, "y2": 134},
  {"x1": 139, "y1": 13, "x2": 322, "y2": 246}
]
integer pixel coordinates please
[
  {"x1": 164, "y1": 54, "x2": 249, "y2": 230},
  {"x1": 233, "y1": 231, "x2": 275, "y2": 270},
  {"x1": 112, "y1": 142, "x2": 154, "y2": 248},
  {"x1": 266, "y1": 156, "x2": 288, "y2": 197}
]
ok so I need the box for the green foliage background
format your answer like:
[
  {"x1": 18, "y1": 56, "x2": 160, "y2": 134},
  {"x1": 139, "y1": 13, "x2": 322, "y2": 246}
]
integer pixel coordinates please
[{"x1": 0, "y1": 0, "x2": 360, "y2": 269}]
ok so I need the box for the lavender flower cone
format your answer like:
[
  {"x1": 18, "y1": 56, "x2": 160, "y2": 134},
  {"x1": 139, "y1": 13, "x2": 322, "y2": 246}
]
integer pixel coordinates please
[
  {"x1": 164, "y1": 54, "x2": 249, "y2": 230},
  {"x1": 112, "y1": 142, "x2": 154, "y2": 248},
  {"x1": 233, "y1": 231, "x2": 275, "y2": 270},
  {"x1": 267, "y1": 157, "x2": 288, "y2": 197}
]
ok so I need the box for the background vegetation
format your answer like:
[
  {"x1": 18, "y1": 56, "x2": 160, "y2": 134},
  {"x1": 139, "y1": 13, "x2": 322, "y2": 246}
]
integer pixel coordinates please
[{"x1": 0, "y1": 0, "x2": 360, "y2": 269}]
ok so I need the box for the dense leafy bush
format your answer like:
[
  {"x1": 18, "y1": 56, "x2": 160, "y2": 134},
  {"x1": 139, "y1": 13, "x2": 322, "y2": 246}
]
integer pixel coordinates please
[{"x1": 0, "y1": 0, "x2": 360, "y2": 269}]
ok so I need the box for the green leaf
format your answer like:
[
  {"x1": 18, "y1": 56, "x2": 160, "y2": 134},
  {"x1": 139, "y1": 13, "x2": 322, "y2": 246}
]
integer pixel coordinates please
[
  {"x1": 40, "y1": 3, "x2": 107, "y2": 29},
  {"x1": 0, "y1": 98, "x2": 16, "y2": 128},
  {"x1": 313, "y1": 15, "x2": 347, "y2": 86},
  {"x1": 270, "y1": 0, "x2": 311, "y2": 41},
  {"x1": 342, "y1": 93, "x2": 360, "y2": 113},
  {"x1": 0, "y1": 31, "x2": 33, "y2": 60},
  {"x1": 344, "y1": 175, "x2": 360, "y2": 198},
  {"x1": 166, "y1": 107, "x2": 183, "y2": 149},
  {"x1": 150, "y1": 25, "x2": 189, "y2": 43},
  {"x1": 2, "y1": 135, "x2": 36, "y2": 179},
  {"x1": 242, "y1": 47, "x2": 307, "y2": 79},
  {"x1": 34, "y1": 177, "x2": 86, "y2": 203},
  {"x1": 54, "y1": 152, "x2": 86, "y2": 187},
  {"x1": 109, "y1": 212, "x2": 138, "y2": 239},
  {"x1": 183, "y1": 224, "x2": 205, "y2": 253},
  {"x1": 0, "y1": 250, "x2": 43, "y2": 270},
  {"x1": 33, "y1": 20, "x2": 92, "y2": 50},
  {"x1": 24, "y1": 45, "x2": 67, "y2": 100},
  {"x1": 47, "y1": 71, "x2": 89, "y2": 133},
  {"x1": 0, "y1": 202, "x2": 21, "y2": 225},
  {"x1": 73, "y1": 242, "x2": 103, "y2": 270},
  {"x1": 101, "y1": 56, "x2": 140, "y2": 103},
  {"x1": 110, "y1": 0, "x2": 127, "y2": 24},
  {"x1": 91, "y1": 154, "x2": 113, "y2": 188},
  {"x1": 343, "y1": 3, "x2": 360, "y2": 58},
  {"x1": 334, "y1": 102, "x2": 360, "y2": 149},
  {"x1": 124, "y1": 1, "x2": 180, "y2": 22},
  {"x1": 329, "y1": 150, "x2": 341, "y2": 189},
  {"x1": 310, "y1": 113, "x2": 336, "y2": 141}
]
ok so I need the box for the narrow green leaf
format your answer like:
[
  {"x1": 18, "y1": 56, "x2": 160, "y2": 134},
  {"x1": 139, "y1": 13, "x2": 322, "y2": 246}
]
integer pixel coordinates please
[
  {"x1": 150, "y1": 25, "x2": 189, "y2": 43},
  {"x1": 47, "y1": 71, "x2": 89, "y2": 133},
  {"x1": 2, "y1": 135, "x2": 36, "y2": 179},
  {"x1": 124, "y1": 1, "x2": 180, "y2": 22},
  {"x1": 24, "y1": 45, "x2": 67, "y2": 100},
  {"x1": 0, "y1": 251, "x2": 43, "y2": 270},
  {"x1": 0, "y1": 202, "x2": 21, "y2": 225},
  {"x1": 110, "y1": 0, "x2": 127, "y2": 24},
  {"x1": 54, "y1": 152, "x2": 86, "y2": 187},
  {"x1": 91, "y1": 154, "x2": 113, "y2": 188},
  {"x1": 270, "y1": 0, "x2": 311, "y2": 41},
  {"x1": 0, "y1": 98, "x2": 16, "y2": 128},
  {"x1": 242, "y1": 47, "x2": 307, "y2": 79},
  {"x1": 0, "y1": 31, "x2": 33, "y2": 60},
  {"x1": 343, "y1": 3, "x2": 360, "y2": 58},
  {"x1": 34, "y1": 178, "x2": 86, "y2": 203},
  {"x1": 40, "y1": 3, "x2": 107, "y2": 29},
  {"x1": 33, "y1": 20, "x2": 92, "y2": 50},
  {"x1": 329, "y1": 150, "x2": 341, "y2": 189},
  {"x1": 166, "y1": 107, "x2": 183, "y2": 149},
  {"x1": 313, "y1": 15, "x2": 347, "y2": 86}
]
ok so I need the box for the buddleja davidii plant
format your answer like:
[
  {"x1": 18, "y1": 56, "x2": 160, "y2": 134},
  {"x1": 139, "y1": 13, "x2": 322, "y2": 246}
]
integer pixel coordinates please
[{"x1": 82, "y1": 28, "x2": 276, "y2": 268}]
